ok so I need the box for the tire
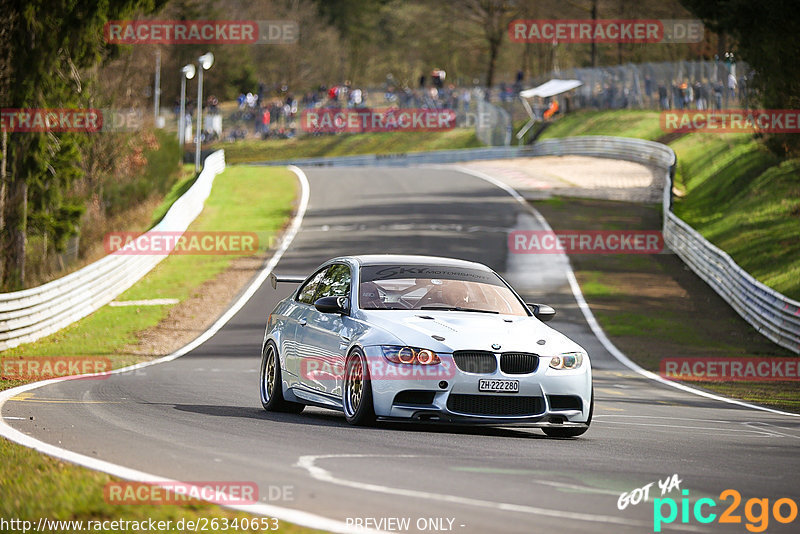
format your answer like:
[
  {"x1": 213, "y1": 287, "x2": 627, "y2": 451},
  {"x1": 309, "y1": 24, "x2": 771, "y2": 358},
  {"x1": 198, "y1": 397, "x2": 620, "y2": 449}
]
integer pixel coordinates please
[
  {"x1": 260, "y1": 341, "x2": 305, "y2": 414},
  {"x1": 342, "y1": 348, "x2": 376, "y2": 426},
  {"x1": 542, "y1": 387, "x2": 593, "y2": 438}
]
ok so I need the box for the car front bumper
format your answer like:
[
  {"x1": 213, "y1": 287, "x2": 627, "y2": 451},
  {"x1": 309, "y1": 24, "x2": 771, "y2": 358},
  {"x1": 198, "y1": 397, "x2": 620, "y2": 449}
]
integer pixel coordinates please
[{"x1": 363, "y1": 346, "x2": 592, "y2": 425}]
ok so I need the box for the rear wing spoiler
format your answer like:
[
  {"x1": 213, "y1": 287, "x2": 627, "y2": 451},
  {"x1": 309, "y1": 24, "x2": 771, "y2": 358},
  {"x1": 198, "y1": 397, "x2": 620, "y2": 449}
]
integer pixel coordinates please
[{"x1": 269, "y1": 273, "x2": 306, "y2": 290}]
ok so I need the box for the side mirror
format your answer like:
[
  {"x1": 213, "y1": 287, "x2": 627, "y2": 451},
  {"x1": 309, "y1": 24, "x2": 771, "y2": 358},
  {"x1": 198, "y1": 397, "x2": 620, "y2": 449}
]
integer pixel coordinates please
[
  {"x1": 314, "y1": 296, "x2": 349, "y2": 314},
  {"x1": 528, "y1": 303, "x2": 556, "y2": 322}
]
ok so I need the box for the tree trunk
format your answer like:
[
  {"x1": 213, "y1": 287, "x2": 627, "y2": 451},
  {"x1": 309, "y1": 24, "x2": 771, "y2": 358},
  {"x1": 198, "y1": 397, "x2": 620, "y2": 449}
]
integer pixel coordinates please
[
  {"x1": 487, "y1": 37, "x2": 500, "y2": 87},
  {"x1": 3, "y1": 171, "x2": 27, "y2": 290},
  {"x1": 3, "y1": 132, "x2": 29, "y2": 291},
  {"x1": 0, "y1": 128, "x2": 6, "y2": 283}
]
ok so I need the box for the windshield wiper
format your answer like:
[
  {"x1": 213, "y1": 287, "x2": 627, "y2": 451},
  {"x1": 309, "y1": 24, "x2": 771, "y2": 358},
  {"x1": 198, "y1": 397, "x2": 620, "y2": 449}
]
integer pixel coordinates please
[{"x1": 420, "y1": 305, "x2": 499, "y2": 314}]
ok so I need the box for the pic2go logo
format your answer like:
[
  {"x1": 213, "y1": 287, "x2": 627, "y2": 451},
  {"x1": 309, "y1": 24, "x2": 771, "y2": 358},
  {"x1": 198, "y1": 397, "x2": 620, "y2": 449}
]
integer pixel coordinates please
[{"x1": 654, "y1": 489, "x2": 798, "y2": 533}]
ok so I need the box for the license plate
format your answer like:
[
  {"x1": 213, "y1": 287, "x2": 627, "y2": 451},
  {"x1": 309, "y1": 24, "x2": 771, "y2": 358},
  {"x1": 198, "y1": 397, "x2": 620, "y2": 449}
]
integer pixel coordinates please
[{"x1": 478, "y1": 379, "x2": 519, "y2": 393}]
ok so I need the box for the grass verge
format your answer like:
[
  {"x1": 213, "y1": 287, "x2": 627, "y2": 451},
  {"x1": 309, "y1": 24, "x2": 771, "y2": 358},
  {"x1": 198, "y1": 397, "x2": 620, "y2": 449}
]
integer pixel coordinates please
[
  {"x1": 533, "y1": 197, "x2": 799, "y2": 413},
  {"x1": 1, "y1": 166, "x2": 295, "y2": 365},
  {"x1": 0, "y1": 437, "x2": 320, "y2": 533},
  {"x1": 1, "y1": 165, "x2": 316, "y2": 533},
  {"x1": 540, "y1": 109, "x2": 800, "y2": 300},
  {"x1": 539, "y1": 110, "x2": 666, "y2": 141},
  {"x1": 670, "y1": 133, "x2": 800, "y2": 300},
  {"x1": 218, "y1": 128, "x2": 482, "y2": 164}
]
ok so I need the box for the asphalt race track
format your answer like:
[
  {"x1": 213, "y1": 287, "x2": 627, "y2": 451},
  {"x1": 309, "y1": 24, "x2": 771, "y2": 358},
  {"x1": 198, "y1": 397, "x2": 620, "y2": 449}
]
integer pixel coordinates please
[{"x1": 4, "y1": 166, "x2": 800, "y2": 533}]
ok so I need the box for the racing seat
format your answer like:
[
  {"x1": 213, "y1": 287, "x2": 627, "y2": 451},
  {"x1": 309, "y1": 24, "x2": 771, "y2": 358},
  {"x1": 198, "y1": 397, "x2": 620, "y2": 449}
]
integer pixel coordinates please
[{"x1": 441, "y1": 281, "x2": 471, "y2": 307}]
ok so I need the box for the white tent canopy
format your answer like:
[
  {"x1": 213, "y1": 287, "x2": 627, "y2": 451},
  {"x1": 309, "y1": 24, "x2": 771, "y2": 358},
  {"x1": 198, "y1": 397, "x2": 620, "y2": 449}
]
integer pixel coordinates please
[
  {"x1": 519, "y1": 79, "x2": 582, "y2": 99},
  {"x1": 516, "y1": 79, "x2": 583, "y2": 143}
]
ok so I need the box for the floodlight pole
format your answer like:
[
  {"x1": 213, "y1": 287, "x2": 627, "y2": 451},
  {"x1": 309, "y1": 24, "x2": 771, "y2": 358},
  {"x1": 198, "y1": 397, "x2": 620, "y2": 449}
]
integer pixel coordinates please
[{"x1": 194, "y1": 53, "x2": 214, "y2": 173}]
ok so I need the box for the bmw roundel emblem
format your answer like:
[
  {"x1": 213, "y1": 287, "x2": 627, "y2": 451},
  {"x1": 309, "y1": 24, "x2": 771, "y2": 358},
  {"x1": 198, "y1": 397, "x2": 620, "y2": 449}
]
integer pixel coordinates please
[{"x1": 491, "y1": 343, "x2": 501, "y2": 350}]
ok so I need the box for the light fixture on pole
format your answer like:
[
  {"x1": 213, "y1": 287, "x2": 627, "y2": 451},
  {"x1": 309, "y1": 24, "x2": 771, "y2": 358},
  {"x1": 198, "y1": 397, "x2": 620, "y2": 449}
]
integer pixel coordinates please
[
  {"x1": 179, "y1": 64, "x2": 195, "y2": 146},
  {"x1": 195, "y1": 52, "x2": 214, "y2": 173}
]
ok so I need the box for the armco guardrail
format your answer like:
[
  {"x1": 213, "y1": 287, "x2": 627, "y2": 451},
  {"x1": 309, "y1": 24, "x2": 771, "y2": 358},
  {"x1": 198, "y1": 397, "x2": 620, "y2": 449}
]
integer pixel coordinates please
[
  {"x1": 531, "y1": 137, "x2": 800, "y2": 354},
  {"x1": 249, "y1": 136, "x2": 800, "y2": 354},
  {"x1": 0, "y1": 150, "x2": 226, "y2": 351}
]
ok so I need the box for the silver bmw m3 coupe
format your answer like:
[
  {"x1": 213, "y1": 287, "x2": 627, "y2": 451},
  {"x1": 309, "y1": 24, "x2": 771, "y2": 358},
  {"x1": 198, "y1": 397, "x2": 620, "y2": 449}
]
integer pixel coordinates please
[{"x1": 260, "y1": 255, "x2": 593, "y2": 437}]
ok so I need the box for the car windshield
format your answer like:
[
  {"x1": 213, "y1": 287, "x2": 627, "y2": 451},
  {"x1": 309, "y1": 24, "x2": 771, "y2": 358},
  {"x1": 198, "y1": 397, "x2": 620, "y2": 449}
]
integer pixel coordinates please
[{"x1": 359, "y1": 264, "x2": 528, "y2": 316}]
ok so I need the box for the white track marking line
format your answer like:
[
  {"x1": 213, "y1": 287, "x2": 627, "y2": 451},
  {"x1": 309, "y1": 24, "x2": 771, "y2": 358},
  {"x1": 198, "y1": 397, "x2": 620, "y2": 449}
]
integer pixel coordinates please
[
  {"x1": 594, "y1": 420, "x2": 781, "y2": 437},
  {"x1": 448, "y1": 165, "x2": 800, "y2": 419},
  {"x1": 0, "y1": 167, "x2": 386, "y2": 534},
  {"x1": 296, "y1": 454, "x2": 702, "y2": 531}
]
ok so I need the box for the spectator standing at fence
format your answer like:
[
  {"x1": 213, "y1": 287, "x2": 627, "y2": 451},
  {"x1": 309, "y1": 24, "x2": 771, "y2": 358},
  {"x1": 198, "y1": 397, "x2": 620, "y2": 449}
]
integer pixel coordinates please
[
  {"x1": 740, "y1": 74, "x2": 750, "y2": 107},
  {"x1": 672, "y1": 83, "x2": 682, "y2": 110},
  {"x1": 658, "y1": 84, "x2": 668, "y2": 110},
  {"x1": 727, "y1": 72, "x2": 737, "y2": 100},
  {"x1": 350, "y1": 87, "x2": 363, "y2": 107},
  {"x1": 207, "y1": 95, "x2": 219, "y2": 115},
  {"x1": 460, "y1": 89, "x2": 471, "y2": 112},
  {"x1": 694, "y1": 81, "x2": 705, "y2": 110},
  {"x1": 261, "y1": 108, "x2": 270, "y2": 136},
  {"x1": 684, "y1": 82, "x2": 694, "y2": 109}
]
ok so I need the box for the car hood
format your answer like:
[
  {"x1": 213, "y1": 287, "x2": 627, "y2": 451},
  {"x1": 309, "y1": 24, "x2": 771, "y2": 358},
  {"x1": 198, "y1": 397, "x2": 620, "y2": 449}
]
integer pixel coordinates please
[{"x1": 358, "y1": 310, "x2": 584, "y2": 355}]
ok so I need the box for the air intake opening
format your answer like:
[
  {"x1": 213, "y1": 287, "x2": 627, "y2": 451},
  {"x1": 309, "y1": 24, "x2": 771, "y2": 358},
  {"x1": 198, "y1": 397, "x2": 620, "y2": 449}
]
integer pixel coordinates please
[
  {"x1": 393, "y1": 390, "x2": 436, "y2": 405},
  {"x1": 447, "y1": 394, "x2": 543, "y2": 416},
  {"x1": 547, "y1": 395, "x2": 582, "y2": 411}
]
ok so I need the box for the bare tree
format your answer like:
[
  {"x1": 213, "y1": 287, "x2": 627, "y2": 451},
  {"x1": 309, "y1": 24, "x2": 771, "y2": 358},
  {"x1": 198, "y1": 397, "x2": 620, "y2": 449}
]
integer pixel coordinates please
[
  {"x1": 457, "y1": 0, "x2": 519, "y2": 86},
  {"x1": 0, "y1": 9, "x2": 16, "y2": 283}
]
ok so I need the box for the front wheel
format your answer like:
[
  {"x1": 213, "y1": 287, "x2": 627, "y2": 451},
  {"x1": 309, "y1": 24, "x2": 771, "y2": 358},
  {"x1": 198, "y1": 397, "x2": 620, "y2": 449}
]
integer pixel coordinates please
[
  {"x1": 343, "y1": 348, "x2": 376, "y2": 426},
  {"x1": 542, "y1": 387, "x2": 593, "y2": 438},
  {"x1": 260, "y1": 342, "x2": 305, "y2": 414}
]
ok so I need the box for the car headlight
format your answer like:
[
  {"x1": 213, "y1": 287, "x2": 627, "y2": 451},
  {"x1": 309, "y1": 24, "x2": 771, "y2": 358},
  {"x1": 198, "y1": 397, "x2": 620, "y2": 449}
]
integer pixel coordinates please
[
  {"x1": 381, "y1": 345, "x2": 441, "y2": 365},
  {"x1": 549, "y1": 352, "x2": 584, "y2": 370}
]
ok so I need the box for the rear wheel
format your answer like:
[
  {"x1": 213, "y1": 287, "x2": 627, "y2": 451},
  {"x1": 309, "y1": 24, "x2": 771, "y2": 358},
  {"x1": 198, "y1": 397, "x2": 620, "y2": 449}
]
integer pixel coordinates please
[
  {"x1": 542, "y1": 387, "x2": 593, "y2": 438},
  {"x1": 343, "y1": 348, "x2": 376, "y2": 426},
  {"x1": 260, "y1": 342, "x2": 304, "y2": 414}
]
